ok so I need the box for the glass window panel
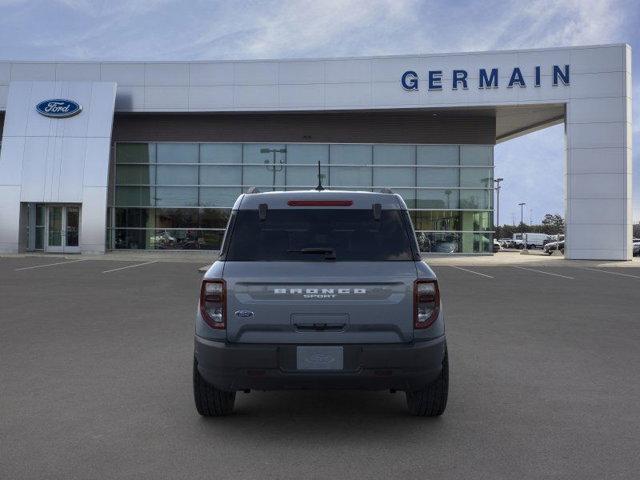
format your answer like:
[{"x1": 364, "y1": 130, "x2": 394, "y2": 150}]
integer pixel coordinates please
[
  {"x1": 200, "y1": 144, "x2": 242, "y2": 164},
  {"x1": 199, "y1": 165, "x2": 242, "y2": 185},
  {"x1": 155, "y1": 208, "x2": 199, "y2": 229},
  {"x1": 373, "y1": 167, "x2": 414, "y2": 187},
  {"x1": 412, "y1": 211, "x2": 461, "y2": 231},
  {"x1": 417, "y1": 145, "x2": 459, "y2": 165},
  {"x1": 243, "y1": 144, "x2": 286, "y2": 164},
  {"x1": 116, "y1": 165, "x2": 155, "y2": 185},
  {"x1": 147, "y1": 229, "x2": 223, "y2": 250},
  {"x1": 113, "y1": 229, "x2": 151, "y2": 249},
  {"x1": 243, "y1": 144, "x2": 286, "y2": 188},
  {"x1": 416, "y1": 189, "x2": 459, "y2": 209},
  {"x1": 115, "y1": 186, "x2": 154, "y2": 207},
  {"x1": 116, "y1": 143, "x2": 155, "y2": 164},
  {"x1": 156, "y1": 165, "x2": 198, "y2": 185},
  {"x1": 242, "y1": 166, "x2": 284, "y2": 188},
  {"x1": 460, "y1": 189, "x2": 492, "y2": 209},
  {"x1": 460, "y1": 211, "x2": 493, "y2": 231},
  {"x1": 395, "y1": 188, "x2": 416, "y2": 209},
  {"x1": 417, "y1": 167, "x2": 459, "y2": 188},
  {"x1": 416, "y1": 232, "x2": 461, "y2": 253},
  {"x1": 286, "y1": 144, "x2": 329, "y2": 165},
  {"x1": 199, "y1": 209, "x2": 231, "y2": 228},
  {"x1": 460, "y1": 145, "x2": 493, "y2": 165},
  {"x1": 330, "y1": 166, "x2": 371, "y2": 188},
  {"x1": 199, "y1": 187, "x2": 242, "y2": 207},
  {"x1": 461, "y1": 232, "x2": 493, "y2": 253},
  {"x1": 373, "y1": 145, "x2": 415, "y2": 165},
  {"x1": 460, "y1": 168, "x2": 493, "y2": 188},
  {"x1": 155, "y1": 187, "x2": 198, "y2": 207},
  {"x1": 329, "y1": 144, "x2": 371, "y2": 165},
  {"x1": 115, "y1": 208, "x2": 154, "y2": 228},
  {"x1": 286, "y1": 165, "x2": 329, "y2": 187},
  {"x1": 157, "y1": 143, "x2": 199, "y2": 164}
]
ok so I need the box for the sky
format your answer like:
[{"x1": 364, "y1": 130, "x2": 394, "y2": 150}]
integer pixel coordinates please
[{"x1": 0, "y1": 0, "x2": 638, "y2": 225}]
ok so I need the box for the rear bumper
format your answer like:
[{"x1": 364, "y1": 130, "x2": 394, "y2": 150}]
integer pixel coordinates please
[{"x1": 194, "y1": 335, "x2": 446, "y2": 391}]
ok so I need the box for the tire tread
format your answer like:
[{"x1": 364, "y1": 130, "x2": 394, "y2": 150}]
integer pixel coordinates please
[
  {"x1": 406, "y1": 347, "x2": 449, "y2": 417},
  {"x1": 193, "y1": 360, "x2": 236, "y2": 416}
]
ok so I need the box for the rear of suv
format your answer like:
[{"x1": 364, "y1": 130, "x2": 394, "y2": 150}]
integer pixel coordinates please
[{"x1": 193, "y1": 190, "x2": 448, "y2": 416}]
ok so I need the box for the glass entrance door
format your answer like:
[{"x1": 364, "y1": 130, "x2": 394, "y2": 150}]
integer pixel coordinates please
[
  {"x1": 65, "y1": 206, "x2": 80, "y2": 252},
  {"x1": 47, "y1": 207, "x2": 64, "y2": 253},
  {"x1": 45, "y1": 205, "x2": 81, "y2": 253}
]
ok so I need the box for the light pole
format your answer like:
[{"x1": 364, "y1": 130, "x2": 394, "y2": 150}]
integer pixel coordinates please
[
  {"x1": 518, "y1": 202, "x2": 527, "y2": 252},
  {"x1": 494, "y1": 178, "x2": 503, "y2": 227},
  {"x1": 518, "y1": 202, "x2": 526, "y2": 226},
  {"x1": 261, "y1": 147, "x2": 287, "y2": 191}
]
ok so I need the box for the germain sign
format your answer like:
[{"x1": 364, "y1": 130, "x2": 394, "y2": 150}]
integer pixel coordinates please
[
  {"x1": 36, "y1": 99, "x2": 82, "y2": 118},
  {"x1": 401, "y1": 65, "x2": 570, "y2": 91}
]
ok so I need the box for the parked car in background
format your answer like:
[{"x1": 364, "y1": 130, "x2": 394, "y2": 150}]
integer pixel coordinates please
[
  {"x1": 633, "y1": 238, "x2": 640, "y2": 256},
  {"x1": 493, "y1": 239, "x2": 501, "y2": 253},
  {"x1": 498, "y1": 238, "x2": 515, "y2": 248},
  {"x1": 543, "y1": 240, "x2": 565, "y2": 255}
]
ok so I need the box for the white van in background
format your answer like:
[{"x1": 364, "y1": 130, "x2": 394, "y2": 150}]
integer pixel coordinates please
[{"x1": 512, "y1": 233, "x2": 553, "y2": 249}]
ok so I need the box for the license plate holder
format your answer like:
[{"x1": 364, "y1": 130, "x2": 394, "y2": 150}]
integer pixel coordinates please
[{"x1": 296, "y1": 346, "x2": 344, "y2": 371}]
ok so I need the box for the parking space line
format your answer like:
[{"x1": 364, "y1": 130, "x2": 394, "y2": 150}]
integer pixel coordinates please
[
  {"x1": 449, "y1": 266, "x2": 494, "y2": 278},
  {"x1": 513, "y1": 266, "x2": 574, "y2": 280},
  {"x1": 15, "y1": 259, "x2": 86, "y2": 271},
  {"x1": 580, "y1": 267, "x2": 640, "y2": 279},
  {"x1": 102, "y1": 261, "x2": 158, "y2": 274}
]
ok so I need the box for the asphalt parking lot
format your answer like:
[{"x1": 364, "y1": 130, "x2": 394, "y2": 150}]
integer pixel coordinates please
[{"x1": 1, "y1": 256, "x2": 639, "y2": 479}]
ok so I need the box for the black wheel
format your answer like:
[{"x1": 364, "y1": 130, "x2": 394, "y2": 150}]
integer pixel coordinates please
[
  {"x1": 193, "y1": 359, "x2": 236, "y2": 416},
  {"x1": 406, "y1": 347, "x2": 449, "y2": 417}
]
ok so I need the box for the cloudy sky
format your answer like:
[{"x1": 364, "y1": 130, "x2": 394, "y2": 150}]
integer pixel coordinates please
[{"x1": 0, "y1": 0, "x2": 637, "y2": 225}]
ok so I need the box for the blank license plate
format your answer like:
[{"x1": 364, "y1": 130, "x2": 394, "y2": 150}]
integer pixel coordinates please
[{"x1": 296, "y1": 346, "x2": 343, "y2": 371}]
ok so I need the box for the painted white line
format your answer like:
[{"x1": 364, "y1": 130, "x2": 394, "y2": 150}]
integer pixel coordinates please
[
  {"x1": 580, "y1": 267, "x2": 640, "y2": 279},
  {"x1": 449, "y1": 266, "x2": 494, "y2": 278},
  {"x1": 15, "y1": 259, "x2": 86, "y2": 271},
  {"x1": 513, "y1": 266, "x2": 574, "y2": 280},
  {"x1": 102, "y1": 261, "x2": 158, "y2": 274}
]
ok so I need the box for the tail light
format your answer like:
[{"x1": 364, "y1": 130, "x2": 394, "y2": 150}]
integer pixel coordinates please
[
  {"x1": 414, "y1": 280, "x2": 440, "y2": 329},
  {"x1": 200, "y1": 279, "x2": 226, "y2": 329}
]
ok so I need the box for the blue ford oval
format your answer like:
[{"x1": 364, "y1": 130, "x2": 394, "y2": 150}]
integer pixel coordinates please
[{"x1": 36, "y1": 99, "x2": 82, "y2": 118}]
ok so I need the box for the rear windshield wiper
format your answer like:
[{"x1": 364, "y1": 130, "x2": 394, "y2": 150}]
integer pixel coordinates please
[{"x1": 287, "y1": 247, "x2": 337, "y2": 260}]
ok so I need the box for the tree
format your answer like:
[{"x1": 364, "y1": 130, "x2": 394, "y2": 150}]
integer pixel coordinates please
[{"x1": 542, "y1": 214, "x2": 564, "y2": 229}]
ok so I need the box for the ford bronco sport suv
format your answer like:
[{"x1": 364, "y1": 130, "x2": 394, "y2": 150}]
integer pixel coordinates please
[{"x1": 193, "y1": 190, "x2": 448, "y2": 416}]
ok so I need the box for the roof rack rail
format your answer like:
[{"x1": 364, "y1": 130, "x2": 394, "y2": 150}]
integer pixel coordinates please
[
  {"x1": 246, "y1": 186, "x2": 261, "y2": 194},
  {"x1": 379, "y1": 188, "x2": 394, "y2": 194}
]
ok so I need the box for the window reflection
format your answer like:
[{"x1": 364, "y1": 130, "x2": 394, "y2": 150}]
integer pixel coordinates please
[{"x1": 112, "y1": 142, "x2": 495, "y2": 252}]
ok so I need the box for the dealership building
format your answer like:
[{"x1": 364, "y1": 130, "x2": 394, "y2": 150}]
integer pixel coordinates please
[{"x1": 0, "y1": 44, "x2": 633, "y2": 259}]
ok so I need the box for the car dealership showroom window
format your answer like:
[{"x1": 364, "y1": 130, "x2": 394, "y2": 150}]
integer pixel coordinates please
[{"x1": 110, "y1": 142, "x2": 494, "y2": 253}]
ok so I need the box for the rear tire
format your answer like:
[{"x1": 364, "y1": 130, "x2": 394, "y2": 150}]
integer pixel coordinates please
[
  {"x1": 406, "y1": 347, "x2": 449, "y2": 417},
  {"x1": 193, "y1": 359, "x2": 236, "y2": 416}
]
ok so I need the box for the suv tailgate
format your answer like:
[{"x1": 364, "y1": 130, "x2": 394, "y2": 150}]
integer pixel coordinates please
[{"x1": 223, "y1": 261, "x2": 417, "y2": 344}]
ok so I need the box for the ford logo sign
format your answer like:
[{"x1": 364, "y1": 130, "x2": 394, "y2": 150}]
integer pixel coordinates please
[
  {"x1": 234, "y1": 310, "x2": 254, "y2": 318},
  {"x1": 36, "y1": 99, "x2": 82, "y2": 118}
]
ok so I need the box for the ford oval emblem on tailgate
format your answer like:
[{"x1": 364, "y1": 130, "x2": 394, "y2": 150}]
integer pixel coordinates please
[{"x1": 235, "y1": 310, "x2": 254, "y2": 318}]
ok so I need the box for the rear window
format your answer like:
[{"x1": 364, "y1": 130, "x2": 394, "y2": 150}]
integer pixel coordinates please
[{"x1": 224, "y1": 209, "x2": 416, "y2": 261}]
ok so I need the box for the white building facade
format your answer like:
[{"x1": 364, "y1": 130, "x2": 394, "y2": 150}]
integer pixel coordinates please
[{"x1": 0, "y1": 44, "x2": 633, "y2": 259}]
